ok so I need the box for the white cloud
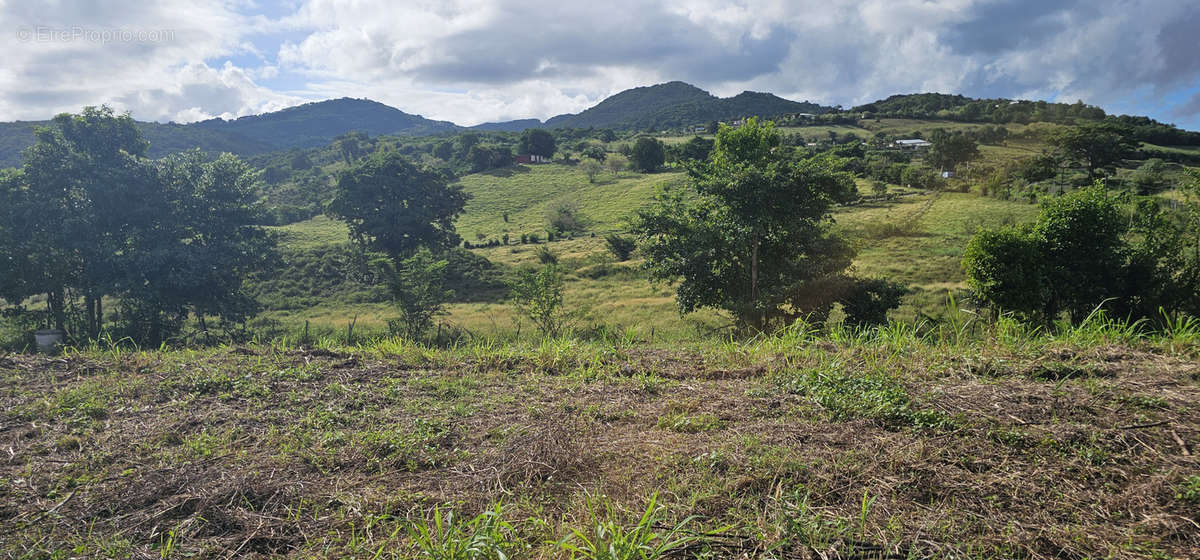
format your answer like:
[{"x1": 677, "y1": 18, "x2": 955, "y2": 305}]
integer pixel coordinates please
[{"x1": 1, "y1": 0, "x2": 1199, "y2": 128}]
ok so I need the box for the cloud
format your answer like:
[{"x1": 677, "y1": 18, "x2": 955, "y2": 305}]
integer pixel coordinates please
[
  {"x1": 0, "y1": 0, "x2": 295, "y2": 122},
  {"x1": 2, "y1": 0, "x2": 1200, "y2": 129}
]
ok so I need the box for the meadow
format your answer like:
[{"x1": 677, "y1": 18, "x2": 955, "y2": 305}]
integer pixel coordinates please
[
  {"x1": 4, "y1": 117, "x2": 1200, "y2": 559},
  {"x1": 260, "y1": 163, "x2": 1042, "y2": 340}
]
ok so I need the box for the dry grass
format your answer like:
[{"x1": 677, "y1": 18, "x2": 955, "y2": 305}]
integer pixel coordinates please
[{"x1": 2, "y1": 335, "x2": 1198, "y2": 558}]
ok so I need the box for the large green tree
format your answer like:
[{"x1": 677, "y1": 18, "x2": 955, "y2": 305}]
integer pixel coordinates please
[
  {"x1": 326, "y1": 150, "x2": 469, "y2": 339},
  {"x1": 327, "y1": 150, "x2": 468, "y2": 261},
  {"x1": 630, "y1": 137, "x2": 666, "y2": 172},
  {"x1": 1, "y1": 106, "x2": 276, "y2": 341},
  {"x1": 633, "y1": 118, "x2": 862, "y2": 331},
  {"x1": 962, "y1": 183, "x2": 1200, "y2": 325},
  {"x1": 518, "y1": 129, "x2": 556, "y2": 158},
  {"x1": 927, "y1": 131, "x2": 979, "y2": 171},
  {"x1": 1051, "y1": 123, "x2": 1137, "y2": 179}
]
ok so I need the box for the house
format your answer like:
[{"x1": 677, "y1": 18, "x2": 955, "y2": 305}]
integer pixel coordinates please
[
  {"x1": 515, "y1": 154, "x2": 551, "y2": 164},
  {"x1": 690, "y1": 125, "x2": 707, "y2": 134},
  {"x1": 894, "y1": 139, "x2": 932, "y2": 150}
]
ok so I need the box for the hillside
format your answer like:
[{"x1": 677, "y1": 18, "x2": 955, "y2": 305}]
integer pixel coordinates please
[
  {"x1": 0, "y1": 98, "x2": 458, "y2": 167},
  {"x1": 192, "y1": 98, "x2": 458, "y2": 150},
  {"x1": 542, "y1": 81, "x2": 830, "y2": 131}
]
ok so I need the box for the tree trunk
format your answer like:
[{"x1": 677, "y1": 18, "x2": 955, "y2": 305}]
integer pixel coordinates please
[
  {"x1": 751, "y1": 237, "x2": 761, "y2": 331},
  {"x1": 47, "y1": 290, "x2": 65, "y2": 331},
  {"x1": 84, "y1": 293, "x2": 100, "y2": 338}
]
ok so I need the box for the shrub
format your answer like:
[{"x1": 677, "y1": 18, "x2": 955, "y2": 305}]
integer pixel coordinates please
[
  {"x1": 509, "y1": 264, "x2": 567, "y2": 337},
  {"x1": 546, "y1": 201, "x2": 589, "y2": 234}
]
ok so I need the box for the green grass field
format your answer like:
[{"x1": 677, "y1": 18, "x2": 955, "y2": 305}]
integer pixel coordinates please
[
  {"x1": 454, "y1": 164, "x2": 686, "y2": 241},
  {"x1": 265, "y1": 166, "x2": 1043, "y2": 339}
]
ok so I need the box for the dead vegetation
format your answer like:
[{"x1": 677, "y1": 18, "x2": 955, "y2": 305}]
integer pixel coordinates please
[{"x1": 1, "y1": 339, "x2": 1198, "y2": 559}]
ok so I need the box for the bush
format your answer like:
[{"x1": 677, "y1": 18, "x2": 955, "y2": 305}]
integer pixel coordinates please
[
  {"x1": 509, "y1": 264, "x2": 567, "y2": 337},
  {"x1": 961, "y1": 184, "x2": 1198, "y2": 325},
  {"x1": 839, "y1": 278, "x2": 907, "y2": 327},
  {"x1": 546, "y1": 201, "x2": 589, "y2": 234}
]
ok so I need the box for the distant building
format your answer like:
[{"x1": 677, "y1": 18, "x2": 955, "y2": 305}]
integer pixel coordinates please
[
  {"x1": 516, "y1": 154, "x2": 551, "y2": 164},
  {"x1": 690, "y1": 125, "x2": 707, "y2": 133},
  {"x1": 894, "y1": 139, "x2": 932, "y2": 150}
]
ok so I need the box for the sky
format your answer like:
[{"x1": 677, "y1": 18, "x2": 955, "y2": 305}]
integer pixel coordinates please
[{"x1": 2, "y1": 0, "x2": 1199, "y2": 130}]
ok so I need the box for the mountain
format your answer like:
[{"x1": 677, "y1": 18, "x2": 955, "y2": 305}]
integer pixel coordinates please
[
  {"x1": 472, "y1": 82, "x2": 832, "y2": 132},
  {"x1": 469, "y1": 118, "x2": 543, "y2": 132},
  {"x1": 542, "y1": 81, "x2": 831, "y2": 130},
  {"x1": 0, "y1": 98, "x2": 459, "y2": 167},
  {"x1": 191, "y1": 98, "x2": 458, "y2": 150}
]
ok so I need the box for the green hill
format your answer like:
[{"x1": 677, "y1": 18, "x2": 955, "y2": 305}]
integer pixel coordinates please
[
  {"x1": 192, "y1": 97, "x2": 459, "y2": 150},
  {"x1": 543, "y1": 81, "x2": 830, "y2": 131},
  {"x1": 0, "y1": 98, "x2": 459, "y2": 168}
]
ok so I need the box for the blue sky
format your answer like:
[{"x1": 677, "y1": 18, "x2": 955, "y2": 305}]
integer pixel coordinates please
[{"x1": 2, "y1": 0, "x2": 1199, "y2": 130}]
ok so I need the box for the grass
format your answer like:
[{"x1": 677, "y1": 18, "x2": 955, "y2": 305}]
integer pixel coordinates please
[
  {"x1": 3, "y1": 319, "x2": 1199, "y2": 558},
  {"x1": 453, "y1": 164, "x2": 685, "y2": 241}
]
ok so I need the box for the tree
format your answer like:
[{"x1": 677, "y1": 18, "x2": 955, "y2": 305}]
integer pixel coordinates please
[
  {"x1": 433, "y1": 140, "x2": 455, "y2": 161},
  {"x1": 605, "y1": 154, "x2": 628, "y2": 177},
  {"x1": 383, "y1": 248, "x2": 452, "y2": 340},
  {"x1": 456, "y1": 132, "x2": 480, "y2": 157},
  {"x1": 962, "y1": 185, "x2": 1130, "y2": 324},
  {"x1": 327, "y1": 150, "x2": 468, "y2": 261},
  {"x1": 327, "y1": 150, "x2": 468, "y2": 342},
  {"x1": 604, "y1": 234, "x2": 636, "y2": 261},
  {"x1": 1, "y1": 107, "x2": 275, "y2": 341},
  {"x1": 633, "y1": 118, "x2": 863, "y2": 331},
  {"x1": 509, "y1": 263, "x2": 567, "y2": 337},
  {"x1": 677, "y1": 135, "x2": 714, "y2": 163},
  {"x1": 1051, "y1": 123, "x2": 1137, "y2": 179},
  {"x1": 1131, "y1": 158, "x2": 1169, "y2": 194},
  {"x1": 145, "y1": 151, "x2": 277, "y2": 340},
  {"x1": 519, "y1": 128, "x2": 556, "y2": 158},
  {"x1": 582, "y1": 145, "x2": 607, "y2": 162},
  {"x1": 546, "y1": 201, "x2": 588, "y2": 233},
  {"x1": 335, "y1": 131, "x2": 368, "y2": 164},
  {"x1": 631, "y1": 137, "x2": 665, "y2": 172},
  {"x1": 580, "y1": 159, "x2": 603, "y2": 183},
  {"x1": 927, "y1": 132, "x2": 979, "y2": 171}
]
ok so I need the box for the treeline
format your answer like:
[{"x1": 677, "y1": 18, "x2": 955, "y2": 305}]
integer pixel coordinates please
[
  {"x1": 0, "y1": 107, "x2": 276, "y2": 344},
  {"x1": 852, "y1": 93, "x2": 1200, "y2": 146}
]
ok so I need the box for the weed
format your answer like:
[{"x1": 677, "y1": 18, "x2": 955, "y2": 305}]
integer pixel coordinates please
[
  {"x1": 407, "y1": 503, "x2": 516, "y2": 560},
  {"x1": 1176, "y1": 475, "x2": 1200, "y2": 504},
  {"x1": 557, "y1": 493, "x2": 708, "y2": 560}
]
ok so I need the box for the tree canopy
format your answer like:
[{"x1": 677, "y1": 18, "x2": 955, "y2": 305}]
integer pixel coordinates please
[
  {"x1": 0, "y1": 106, "x2": 276, "y2": 342},
  {"x1": 630, "y1": 137, "x2": 666, "y2": 172},
  {"x1": 518, "y1": 128, "x2": 556, "y2": 158},
  {"x1": 633, "y1": 118, "x2": 865, "y2": 331},
  {"x1": 963, "y1": 182, "x2": 1200, "y2": 324},
  {"x1": 327, "y1": 150, "x2": 469, "y2": 261},
  {"x1": 1051, "y1": 123, "x2": 1138, "y2": 179}
]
